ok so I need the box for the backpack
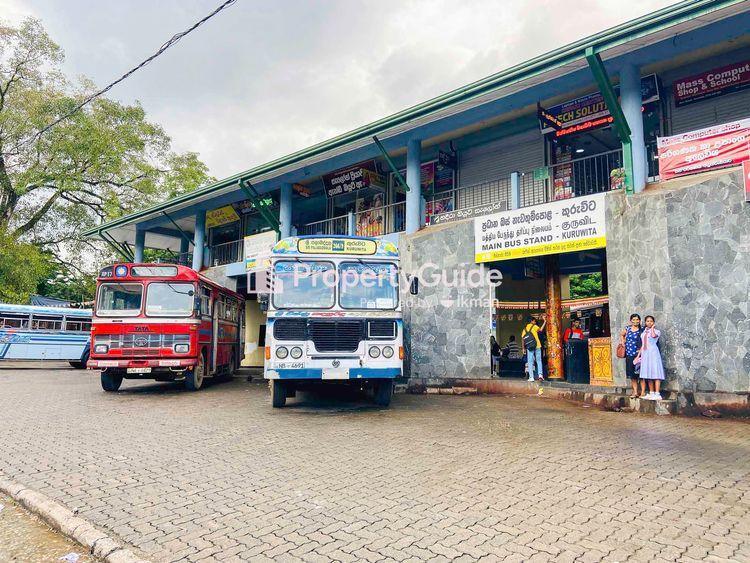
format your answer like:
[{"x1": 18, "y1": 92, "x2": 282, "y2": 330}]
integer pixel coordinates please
[{"x1": 522, "y1": 326, "x2": 537, "y2": 351}]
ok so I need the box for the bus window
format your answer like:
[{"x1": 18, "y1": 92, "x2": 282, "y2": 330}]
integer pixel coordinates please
[
  {"x1": 31, "y1": 315, "x2": 63, "y2": 331},
  {"x1": 145, "y1": 282, "x2": 195, "y2": 317},
  {"x1": 0, "y1": 314, "x2": 30, "y2": 329},
  {"x1": 200, "y1": 287, "x2": 211, "y2": 316},
  {"x1": 65, "y1": 320, "x2": 92, "y2": 332},
  {"x1": 98, "y1": 283, "x2": 143, "y2": 316}
]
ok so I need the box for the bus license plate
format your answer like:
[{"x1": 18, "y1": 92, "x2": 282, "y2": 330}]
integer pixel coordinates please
[
  {"x1": 127, "y1": 367, "x2": 152, "y2": 374},
  {"x1": 322, "y1": 369, "x2": 348, "y2": 380}
]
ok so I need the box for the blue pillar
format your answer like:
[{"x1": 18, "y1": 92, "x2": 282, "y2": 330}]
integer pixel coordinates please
[
  {"x1": 192, "y1": 210, "x2": 206, "y2": 271},
  {"x1": 180, "y1": 236, "x2": 189, "y2": 256},
  {"x1": 134, "y1": 228, "x2": 145, "y2": 263},
  {"x1": 510, "y1": 172, "x2": 521, "y2": 210},
  {"x1": 620, "y1": 64, "x2": 647, "y2": 193},
  {"x1": 406, "y1": 138, "x2": 422, "y2": 234},
  {"x1": 279, "y1": 183, "x2": 293, "y2": 239},
  {"x1": 347, "y1": 211, "x2": 355, "y2": 236}
]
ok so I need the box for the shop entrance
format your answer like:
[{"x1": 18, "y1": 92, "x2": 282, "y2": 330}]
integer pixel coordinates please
[
  {"x1": 490, "y1": 249, "x2": 611, "y2": 384},
  {"x1": 236, "y1": 273, "x2": 267, "y2": 368}
]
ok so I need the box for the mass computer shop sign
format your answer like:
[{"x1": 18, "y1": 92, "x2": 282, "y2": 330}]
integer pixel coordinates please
[{"x1": 473, "y1": 193, "x2": 607, "y2": 263}]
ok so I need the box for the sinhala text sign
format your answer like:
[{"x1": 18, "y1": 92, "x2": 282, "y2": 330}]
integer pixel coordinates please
[{"x1": 474, "y1": 193, "x2": 607, "y2": 263}]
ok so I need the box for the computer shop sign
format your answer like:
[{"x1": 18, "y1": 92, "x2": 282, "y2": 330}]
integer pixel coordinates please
[{"x1": 657, "y1": 118, "x2": 750, "y2": 181}]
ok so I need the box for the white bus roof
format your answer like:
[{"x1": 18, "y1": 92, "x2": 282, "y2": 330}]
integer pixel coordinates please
[{"x1": 0, "y1": 303, "x2": 92, "y2": 317}]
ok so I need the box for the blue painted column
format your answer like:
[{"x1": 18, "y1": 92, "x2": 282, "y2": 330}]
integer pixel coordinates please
[
  {"x1": 620, "y1": 63, "x2": 647, "y2": 193},
  {"x1": 347, "y1": 211, "x2": 355, "y2": 236},
  {"x1": 510, "y1": 172, "x2": 521, "y2": 210},
  {"x1": 406, "y1": 138, "x2": 422, "y2": 234},
  {"x1": 192, "y1": 210, "x2": 206, "y2": 271},
  {"x1": 134, "y1": 228, "x2": 145, "y2": 263},
  {"x1": 279, "y1": 182, "x2": 293, "y2": 239},
  {"x1": 179, "y1": 236, "x2": 189, "y2": 265}
]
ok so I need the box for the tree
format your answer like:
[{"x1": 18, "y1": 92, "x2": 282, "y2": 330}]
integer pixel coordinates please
[
  {"x1": 0, "y1": 232, "x2": 49, "y2": 303},
  {"x1": 569, "y1": 273, "x2": 603, "y2": 300},
  {"x1": 0, "y1": 18, "x2": 213, "y2": 272}
]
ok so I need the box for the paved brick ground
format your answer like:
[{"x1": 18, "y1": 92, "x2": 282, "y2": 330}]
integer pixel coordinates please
[{"x1": 0, "y1": 365, "x2": 749, "y2": 562}]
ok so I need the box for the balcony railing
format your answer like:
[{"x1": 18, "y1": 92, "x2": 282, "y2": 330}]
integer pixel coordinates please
[
  {"x1": 210, "y1": 239, "x2": 244, "y2": 267},
  {"x1": 297, "y1": 214, "x2": 349, "y2": 236}
]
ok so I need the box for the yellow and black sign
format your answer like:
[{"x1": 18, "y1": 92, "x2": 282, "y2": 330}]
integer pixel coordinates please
[
  {"x1": 297, "y1": 238, "x2": 377, "y2": 255},
  {"x1": 206, "y1": 205, "x2": 240, "y2": 229}
]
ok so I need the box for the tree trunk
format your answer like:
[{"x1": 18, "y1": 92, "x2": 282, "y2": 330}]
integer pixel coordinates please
[{"x1": 0, "y1": 155, "x2": 18, "y2": 230}]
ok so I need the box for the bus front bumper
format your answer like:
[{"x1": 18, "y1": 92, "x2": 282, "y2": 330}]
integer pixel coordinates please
[
  {"x1": 88, "y1": 358, "x2": 198, "y2": 370},
  {"x1": 266, "y1": 367, "x2": 401, "y2": 380}
]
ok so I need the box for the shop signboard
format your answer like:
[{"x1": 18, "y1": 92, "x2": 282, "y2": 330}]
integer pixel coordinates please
[
  {"x1": 206, "y1": 205, "x2": 240, "y2": 229},
  {"x1": 297, "y1": 237, "x2": 377, "y2": 255},
  {"x1": 395, "y1": 162, "x2": 436, "y2": 195},
  {"x1": 474, "y1": 192, "x2": 607, "y2": 263},
  {"x1": 322, "y1": 160, "x2": 379, "y2": 198},
  {"x1": 540, "y1": 74, "x2": 659, "y2": 135},
  {"x1": 234, "y1": 196, "x2": 275, "y2": 215},
  {"x1": 673, "y1": 60, "x2": 750, "y2": 107},
  {"x1": 430, "y1": 199, "x2": 505, "y2": 226},
  {"x1": 656, "y1": 118, "x2": 750, "y2": 180},
  {"x1": 437, "y1": 150, "x2": 457, "y2": 170},
  {"x1": 244, "y1": 230, "x2": 278, "y2": 271}
]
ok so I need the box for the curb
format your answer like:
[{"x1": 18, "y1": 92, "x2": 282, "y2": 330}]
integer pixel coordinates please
[{"x1": 0, "y1": 474, "x2": 150, "y2": 563}]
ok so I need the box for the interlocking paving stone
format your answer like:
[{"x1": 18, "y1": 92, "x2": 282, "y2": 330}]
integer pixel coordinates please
[{"x1": 0, "y1": 366, "x2": 749, "y2": 562}]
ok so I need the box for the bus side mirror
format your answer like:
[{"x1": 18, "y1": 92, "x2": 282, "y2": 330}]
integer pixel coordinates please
[
  {"x1": 258, "y1": 293, "x2": 269, "y2": 312},
  {"x1": 409, "y1": 276, "x2": 419, "y2": 295}
]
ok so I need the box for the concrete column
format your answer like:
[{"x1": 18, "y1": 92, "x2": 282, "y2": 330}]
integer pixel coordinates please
[
  {"x1": 405, "y1": 138, "x2": 422, "y2": 234},
  {"x1": 279, "y1": 183, "x2": 293, "y2": 239},
  {"x1": 620, "y1": 63, "x2": 647, "y2": 192},
  {"x1": 192, "y1": 210, "x2": 206, "y2": 271},
  {"x1": 179, "y1": 236, "x2": 189, "y2": 265},
  {"x1": 347, "y1": 210, "x2": 355, "y2": 236},
  {"x1": 134, "y1": 228, "x2": 145, "y2": 263},
  {"x1": 545, "y1": 255, "x2": 564, "y2": 380},
  {"x1": 510, "y1": 171, "x2": 521, "y2": 210}
]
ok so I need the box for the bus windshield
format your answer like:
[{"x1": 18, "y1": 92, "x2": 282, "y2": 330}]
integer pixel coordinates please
[
  {"x1": 146, "y1": 282, "x2": 195, "y2": 317},
  {"x1": 97, "y1": 283, "x2": 143, "y2": 316},
  {"x1": 339, "y1": 262, "x2": 398, "y2": 310},
  {"x1": 273, "y1": 261, "x2": 335, "y2": 309}
]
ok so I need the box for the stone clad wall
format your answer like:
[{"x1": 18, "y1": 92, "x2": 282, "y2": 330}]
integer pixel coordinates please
[
  {"x1": 400, "y1": 221, "x2": 492, "y2": 381},
  {"x1": 606, "y1": 168, "x2": 750, "y2": 396}
]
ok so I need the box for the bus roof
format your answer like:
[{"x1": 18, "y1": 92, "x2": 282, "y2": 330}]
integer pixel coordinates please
[
  {"x1": 97, "y1": 263, "x2": 244, "y2": 299},
  {"x1": 0, "y1": 303, "x2": 92, "y2": 317},
  {"x1": 271, "y1": 236, "x2": 398, "y2": 258}
]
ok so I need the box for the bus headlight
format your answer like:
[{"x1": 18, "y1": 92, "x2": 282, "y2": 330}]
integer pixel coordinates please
[
  {"x1": 94, "y1": 344, "x2": 108, "y2": 354},
  {"x1": 368, "y1": 347, "x2": 381, "y2": 359},
  {"x1": 290, "y1": 347, "x2": 303, "y2": 359},
  {"x1": 174, "y1": 343, "x2": 189, "y2": 354},
  {"x1": 276, "y1": 346, "x2": 289, "y2": 359},
  {"x1": 382, "y1": 346, "x2": 394, "y2": 359}
]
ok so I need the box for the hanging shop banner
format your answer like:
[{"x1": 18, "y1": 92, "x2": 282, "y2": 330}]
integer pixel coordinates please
[
  {"x1": 206, "y1": 205, "x2": 240, "y2": 229},
  {"x1": 395, "y1": 162, "x2": 436, "y2": 195},
  {"x1": 656, "y1": 118, "x2": 750, "y2": 180},
  {"x1": 673, "y1": 60, "x2": 750, "y2": 107},
  {"x1": 234, "y1": 196, "x2": 275, "y2": 215},
  {"x1": 323, "y1": 160, "x2": 380, "y2": 198},
  {"x1": 437, "y1": 150, "x2": 457, "y2": 170},
  {"x1": 474, "y1": 192, "x2": 607, "y2": 263},
  {"x1": 540, "y1": 74, "x2": 659, "y2": 135},
  {"x1": 355, "y1": 191, "x2": 385, "y2": 237},
  {"x1": 244, "y1": 230, "x2": 278, "y2": 271}
]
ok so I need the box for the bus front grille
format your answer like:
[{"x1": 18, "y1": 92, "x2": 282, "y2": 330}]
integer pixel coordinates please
[{"x1": 308, "y1": 320, "x2": 363, "y2": 353}]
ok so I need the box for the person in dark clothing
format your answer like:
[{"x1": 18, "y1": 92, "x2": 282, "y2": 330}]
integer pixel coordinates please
[{"x1": 490, "y1": 336, "x2": 501, "y2": 376}]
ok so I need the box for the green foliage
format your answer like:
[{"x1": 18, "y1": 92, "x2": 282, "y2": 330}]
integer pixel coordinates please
[
  {"x1": 36, "y1": 267, "x2": 96, "y2": 304},
  {"x1": 569, "y1": 273, "x2": 603, "y2": 300},
  {"x1": 0, "y1": 230, "x2": 49, "y2": 303},
  {"x1": 0, "y1": 18, "x2": 213, "y2": 300}
]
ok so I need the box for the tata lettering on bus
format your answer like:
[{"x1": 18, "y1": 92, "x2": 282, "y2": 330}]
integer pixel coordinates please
[
  {"x1": 88, "y1": 264, "x2": 243, "y2": 392},
  {"x1": 263, "y1": 236, "x2": 403, "y2": 407}
]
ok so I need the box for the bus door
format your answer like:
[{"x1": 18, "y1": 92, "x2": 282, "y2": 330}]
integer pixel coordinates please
[{"x1": 211, "y1": 294, "x2": 220, "y2": 375}]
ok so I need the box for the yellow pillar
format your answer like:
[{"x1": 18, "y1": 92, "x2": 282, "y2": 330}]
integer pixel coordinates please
[
  {"x1": 242, "y1": 300, "x2": 266, "y2": 367},
  {"x1": 545, "y1": 255, "x2": 564, "y2": 380}
]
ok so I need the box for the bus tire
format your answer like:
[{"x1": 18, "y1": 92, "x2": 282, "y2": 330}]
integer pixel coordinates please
[
  {"x1": 101, "y1": 371, "x2": 123, "y2": 392},
  {"x1": 374, "y1": 380, "x2": 393, "y2": 407},
  {"x1": 271, "y1": 379, "x2": 286, "y2": 408},
  {"x1": 69, "y1": 349, "x2": 90, "y2": 370},
  {"x1": 185, "y1": 353, "x2": 205, "y2": 391}
]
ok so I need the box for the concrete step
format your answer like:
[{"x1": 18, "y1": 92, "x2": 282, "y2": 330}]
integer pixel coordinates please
[{"x1": 629, "y1": 397, "x2": 677, "y2": 415}]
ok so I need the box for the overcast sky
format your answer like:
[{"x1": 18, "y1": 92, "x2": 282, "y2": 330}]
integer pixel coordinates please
[{"x1": 4, "y1": 0, "x2": 676, "y2": 180}]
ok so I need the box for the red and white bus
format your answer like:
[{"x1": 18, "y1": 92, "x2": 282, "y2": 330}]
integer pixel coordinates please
[{"x1": 88, "y1": 263, "x2": 243, "y2": 392}]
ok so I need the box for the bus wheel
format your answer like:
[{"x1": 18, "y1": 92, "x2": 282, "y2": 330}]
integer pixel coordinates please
[
  {"x1": 185, "y1": 354, "x2": 205, "y2": 391},
  {"x1": 271, "y1": 379, "x2": 286, "y2": 408},
  {"x1": 374, "y1": 380, "x2": 393, "y2": 407},
  {"x1": 69, "y1": 350, "x2": 90, "y2": 370},
  {"x1": 101, "y1": 371, "x2": 123, "y2": 392}
]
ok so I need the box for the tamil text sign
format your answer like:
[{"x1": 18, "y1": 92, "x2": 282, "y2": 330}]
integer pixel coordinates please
[
  {"x1": 474, "y1": 193, "x2": 606, "y2": 263},
  {"x1": 657, "y1": 118, "x2": 750, "y2": 180},
  {"x1": 673, "y1": 60, "x2": 750, "y2": 107}
]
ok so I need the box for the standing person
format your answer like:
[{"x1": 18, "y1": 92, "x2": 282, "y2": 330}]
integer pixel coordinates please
[
  {"x1": 620, "y1": 314, "x2": 644, "y2": 398},
  {"x1": 563, "y1": 317, "x2": 584, "y2": 343},
  {"x1": 634, "y1": 315, "x2": 665, "y2": 399},
  {"x1": 522, "y1": 315, "x2": 546, "y2": 382},
  {"x1": 502, "y1": 335, "x2": 520, "y2": 359},
  {"x1": 490, "y1": 335, "x2": 501, "y2": 376}
]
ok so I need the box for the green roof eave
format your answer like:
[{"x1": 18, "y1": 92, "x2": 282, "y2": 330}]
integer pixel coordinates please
[{"x1": 84, "y1": 0, "x2": 745, "y2": 237}]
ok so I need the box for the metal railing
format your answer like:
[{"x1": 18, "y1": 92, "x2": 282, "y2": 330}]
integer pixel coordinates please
[
  {"x1": 426, "y1": 177, "x2": 511, "y2": 221},
  {"x1": 297, "y1": 214, "x2": 349, "y2": 236},
  {"x1": 210, "y1": 239, "x2": 244, "y2": 267},
  {"x1": 354, "y1": 201, "x2": 405, "y2": 236}
]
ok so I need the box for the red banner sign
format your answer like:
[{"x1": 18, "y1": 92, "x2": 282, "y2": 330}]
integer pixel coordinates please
[
  {"x1": 673, "y1": 60, "x2": 750, "y2": 107},
  {"x1": 657, "y1": 119, "x2": 750, "y2": 180}
]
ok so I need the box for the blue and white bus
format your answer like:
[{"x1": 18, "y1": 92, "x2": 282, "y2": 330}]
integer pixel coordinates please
[
  {"x1": 264, "y1": 236, "x2": 403, "y2": 407},
  {"x1": 0, "y1": 304, "x2": 92, "y2": 368}
]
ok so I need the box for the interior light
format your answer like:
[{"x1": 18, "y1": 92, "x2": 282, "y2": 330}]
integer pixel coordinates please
[{"x1": 575, "y1": 148, "x2": 585, "y2": 154}]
